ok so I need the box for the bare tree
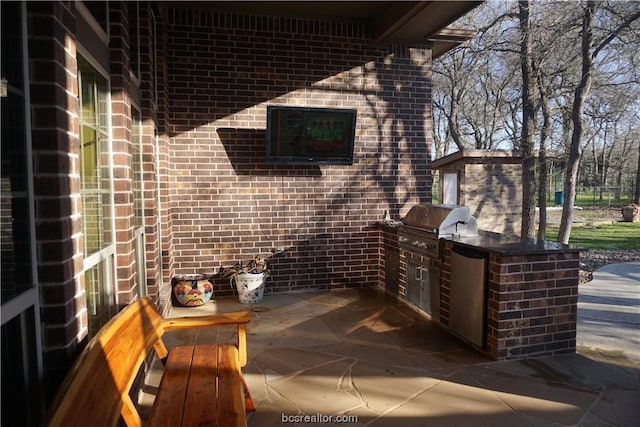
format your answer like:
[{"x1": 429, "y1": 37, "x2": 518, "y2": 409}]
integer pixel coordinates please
[
  {"x1": 558, "y1": 2, "x2": 596, "y2": 244},
  {"x1": 558, "y1": 1, "x2": 640, "y2": 243},
  {"x1": 433, "y1": 0, "x2": 640, "y2": 232},
  {"x1": 636, "y1": 141, "x2": 640, "y2": 204},
  {"x1": 519, "y1": 0, "x2": 537, "y2": 238},
  {"x1": 612, "y1": 129, "x2": 638, "y2": 201},
  {"x1": 432, "y1": 2, "x2": 519, "y2": 156},
  {"x1": 536, "y1": 71, "x2": 552, "y2": 240},
  {"x1": 432, "y1": 50, "x2": 472, "y2": 154}
]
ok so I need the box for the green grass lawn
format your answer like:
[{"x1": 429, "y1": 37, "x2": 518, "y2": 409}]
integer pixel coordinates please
[
  {"x1": 545, "y1": 221, "x2": 640, "y2": 249},
  {"x1": 574, "y1": 192, "x2": 634, "y2": 208}
]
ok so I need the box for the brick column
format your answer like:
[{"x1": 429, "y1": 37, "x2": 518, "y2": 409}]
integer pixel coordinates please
[
  {"x1": 27, "y1": 1, "x2": 84, "y2": 400},
  {"x1": 152, "y1": 6, "x2": 175, "y2": 312},
  {"x1": 108, "y1": 2, "x2": 137, "y2": 305},
  {"x1": 137, "y1": 3, "x2": 161, "y2": 303},
  {"x1": 487, "y1": 251, "x2": 580, "y2": 359}
]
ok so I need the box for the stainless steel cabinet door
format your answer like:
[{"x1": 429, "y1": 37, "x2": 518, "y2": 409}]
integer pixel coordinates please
[{"x1": 449, "y1": 248, "x2": 486, "y2": 348}]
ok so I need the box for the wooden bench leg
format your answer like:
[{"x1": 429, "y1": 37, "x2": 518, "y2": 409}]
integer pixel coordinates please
[
  {"x1": 154, "y1": 340, "x2": 169, "y2": 366},
  {"x1": 240, "y1": 374, "x2": 255, "y2": 412}
]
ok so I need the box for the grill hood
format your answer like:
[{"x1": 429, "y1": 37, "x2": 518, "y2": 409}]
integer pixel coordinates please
[{"x1": 402, "y1": 203, "x2": 478, "y2": 237}]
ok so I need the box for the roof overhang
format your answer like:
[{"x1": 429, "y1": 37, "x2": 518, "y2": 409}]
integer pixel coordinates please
[
  {"x1": 432, "y1": 150, "x2": 522, "y2": 169},
  {"x1": 428, "y1": 27, "x2": 478, "y2": 58},
  {"x1": 171, "y1": 1, "x2": 482, "y2": 57}
]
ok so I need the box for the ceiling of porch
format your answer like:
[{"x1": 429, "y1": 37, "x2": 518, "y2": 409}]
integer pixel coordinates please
[{"x1": 172, "y1": 1, "x2": 482, "y2": 58}]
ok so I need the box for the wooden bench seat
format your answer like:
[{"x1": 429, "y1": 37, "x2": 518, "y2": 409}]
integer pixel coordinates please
[
  {"x1": 148, "y1": 344, "x2": 253, "y2": 426},
  {"x1": 46, "y1": 297, "x2": 254, "y2": 427}
]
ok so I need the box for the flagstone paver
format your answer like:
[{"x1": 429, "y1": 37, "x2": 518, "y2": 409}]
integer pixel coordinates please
[{"x1": 145, "y1": 289, "x2": 640, "y2": 426}]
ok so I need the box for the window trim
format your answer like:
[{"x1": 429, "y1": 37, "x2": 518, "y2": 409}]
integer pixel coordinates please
[
  {"x1": 76, "y1": 1, "x2": 109, "y2": 46},
  {"x1": 77, "y1": 52, "x2": 118, "y2": 322},
  {"x1": 131, "y1": 104, "x2": 147, "y2": 297}
]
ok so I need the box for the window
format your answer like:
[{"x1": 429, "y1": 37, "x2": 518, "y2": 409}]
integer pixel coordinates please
[
  {"x1": 79, "y1": 57, "x2": 112, "y2": 256},
  {"x1": 132, "y1": 108, "x2": 147, "y2": 296},
  {"x1": 442, "y1": 172, "x2": 458, "y2": 205},
  {"x1": 78, "y1": 56, "x2": 116, "y2": 335},
  {"x1": 1, "y1": 0, "x2": 32, "y2": 302},
  {"x1": 132, "y1": 109, "x2": 144, "y2": 230},
  {"x1": 84, "y1": 263, "x2": 112, "y2": 337},
  {"x1": 1, "y1": 3, "x2": 43, "y2": 425},
  {"x1": 2, "y1": 309, "x2": 40, "y2": 426}
]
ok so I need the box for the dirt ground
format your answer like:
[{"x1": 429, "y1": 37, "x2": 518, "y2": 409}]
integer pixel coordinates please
[
  {"x1": 577, "y1": 345, "x2": 640, "y2": 370},
  {"x1": 541, "y1": 205, "x2": 625, "y2": 225}
]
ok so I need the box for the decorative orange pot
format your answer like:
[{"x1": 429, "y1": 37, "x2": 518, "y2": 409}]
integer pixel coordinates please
[{"x1": 172, "y1": 274, "x2": 213, "y2": 307}]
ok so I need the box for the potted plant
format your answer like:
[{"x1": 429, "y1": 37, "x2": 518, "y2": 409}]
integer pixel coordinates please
[
  {"x1": 172, "y1": 273, "x2": 214, "y2": 307},
  {"x1": 220, "y1": 256, "x2": 270, "y2": 304}
]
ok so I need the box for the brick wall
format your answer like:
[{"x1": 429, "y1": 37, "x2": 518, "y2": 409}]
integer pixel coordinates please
[
  {"x1": 462, "y1": 161, "x2": 522, "y2": 235},
  {"x1": 106, "y1": 2, "x2": 166, "y2": 308},
  {"x1": 486, "y1": 250, "x2": 580, "y2": 359},
  {"x1": 433, "y1": 151, "x2": 523, "y2": 235},
  {"x1": 26, "y1": 1, "x2": 170, "y2": 398},
  {"x1": 165, "y1": 8, "x2": 434, "y2": 294},
  {"x1": 23, "y1": 1, "x2": 440, "y2": 400},
  {"x1": 154, "y1": 7, "x2": 176, "y2": 312},
  {"x1": 380, "y1": 225, "x2": 399, "y2": 295},
  {"x1": 27, "y1": 1, "x2": 84, "y2": 398},
  {"x1": 138, "y1": 3, "x2": 166, "y2": 308},
  {"x1": 110, "y1": 3, "x2": 138, "y2": 304},
  {"x1": 440, "y1": 241, "x2": 580, "y2": 360}
]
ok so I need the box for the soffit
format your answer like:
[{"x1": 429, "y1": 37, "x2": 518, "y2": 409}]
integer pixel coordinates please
[{"x1": 172, "y1": 1, "x2": 482, "y2": 57}]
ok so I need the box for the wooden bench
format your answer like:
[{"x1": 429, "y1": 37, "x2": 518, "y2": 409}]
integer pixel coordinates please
[{"x1": 46, "y1": 297, "x2": 254, "y2": 427}]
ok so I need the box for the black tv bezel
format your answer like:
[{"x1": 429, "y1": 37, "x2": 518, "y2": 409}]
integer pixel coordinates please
[{"x1": 265, "y1": 105, "x2": 357, "y2": 165}]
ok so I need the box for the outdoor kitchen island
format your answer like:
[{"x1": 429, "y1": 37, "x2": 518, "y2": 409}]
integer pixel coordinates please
[{"x1": 379, "y1": 206, "x2": 581, "y2": 361}]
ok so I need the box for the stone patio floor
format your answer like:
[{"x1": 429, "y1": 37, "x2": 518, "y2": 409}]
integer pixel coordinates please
[{"x1": 141, "y1": 289, "x2": 640, "y2": 426}]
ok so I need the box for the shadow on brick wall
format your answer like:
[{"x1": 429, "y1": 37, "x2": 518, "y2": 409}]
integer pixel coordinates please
[
  {"x1": 209, "y1": 226, "x2": 379, "y2": 298},
  {"x1": 217, "y1": 127, "x2": 322, "y2": 177}
]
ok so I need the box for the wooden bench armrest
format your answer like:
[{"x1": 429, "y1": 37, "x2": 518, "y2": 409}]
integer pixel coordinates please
[
  {"x1": 160, "y1": 311, "x2": 250, "y2": 330},
  {"x1": 161, "y1": 311, "x2": 250, "y2": 366}
]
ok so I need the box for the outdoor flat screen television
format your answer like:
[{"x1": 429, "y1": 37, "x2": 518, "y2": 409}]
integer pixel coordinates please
[{"x1": 266, "y1": 105, "x2": 357, "y2": 165}]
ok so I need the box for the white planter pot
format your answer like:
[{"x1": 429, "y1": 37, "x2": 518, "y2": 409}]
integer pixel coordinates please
[{"x1": 232, "y1": 272, "x2": 267, "y2": 304}]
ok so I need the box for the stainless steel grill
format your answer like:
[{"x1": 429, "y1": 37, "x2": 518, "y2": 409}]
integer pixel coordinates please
[
  {"x1": 398, "y1": 203, "x2": 480, "y2": 321},
  {"x1": 398, "y1": 204, "x2": 478, "y2": 258}
]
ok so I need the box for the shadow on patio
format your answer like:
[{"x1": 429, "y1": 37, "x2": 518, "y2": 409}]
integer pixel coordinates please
[{"x1": 140, "y1": 289, "x2": 640, "y2": 426}]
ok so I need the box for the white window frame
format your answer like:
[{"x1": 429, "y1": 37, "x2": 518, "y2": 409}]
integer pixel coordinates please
[
  {"x1": 442, "y1": 172, "x2": 459, "y2": 206},
  {"x1": 131, "y1": 104, "x2": 147, "y2": 297},
  {"x1": 76, "y1": 48, "x2": 118, "y2": 322}
]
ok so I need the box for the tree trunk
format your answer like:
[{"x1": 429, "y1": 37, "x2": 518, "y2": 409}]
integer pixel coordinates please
[
  {"x1": 615, "y1": 166, "x2": 623, "y2": 202},
  {"x1": 558, "y1": 1, "x2": 595, "y2": 244},
  {"x1": 600, "y1": 124, "x2": 614, "y2": 201},
  {"x1": 519, "y1": 0, "x2": 537, "y2": 239},
  {"x1": 536, "y1": 73, "x2": 551, "y2": 241},
  {"x1": 447, "y1": 87, "x2": 466, "y2": 151},
  {"x1": 635, "y1": 142, "x2": 640, "y2": 204}
]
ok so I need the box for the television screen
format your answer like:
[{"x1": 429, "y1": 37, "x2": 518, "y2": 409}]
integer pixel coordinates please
[{"x1": 266, "y1": 106, "x2": 357, "y2": 165}]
